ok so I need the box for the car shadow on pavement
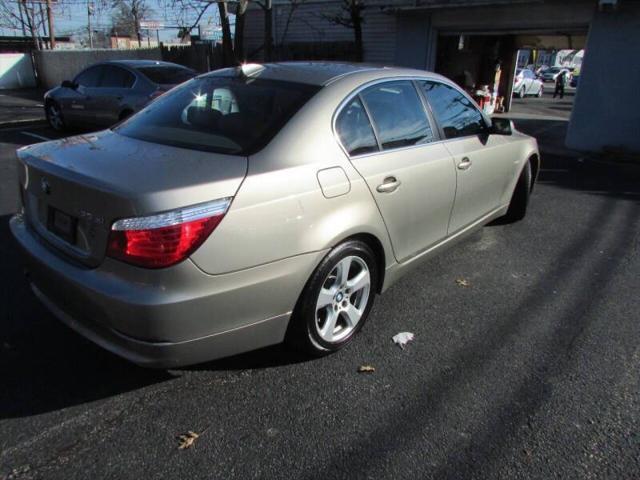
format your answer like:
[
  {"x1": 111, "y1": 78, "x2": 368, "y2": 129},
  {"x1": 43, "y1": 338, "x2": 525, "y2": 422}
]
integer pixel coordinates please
[
  {"x1": 307, "y1": 184, "x2": 640, "y2": 480},
  {"x1": 0, "y1": 215, "x2": 177, "y2": 419},
  {"x1": 183, "y1": 343, "x2": 310, "y2": 372}
]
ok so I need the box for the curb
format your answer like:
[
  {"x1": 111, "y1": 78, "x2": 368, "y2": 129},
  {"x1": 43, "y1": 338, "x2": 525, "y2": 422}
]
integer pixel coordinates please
[{"x1": 0, "y1": 118, "x2": 47, "y2": 130}]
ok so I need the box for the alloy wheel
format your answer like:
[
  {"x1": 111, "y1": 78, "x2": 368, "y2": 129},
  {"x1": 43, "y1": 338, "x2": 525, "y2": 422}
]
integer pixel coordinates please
[
  {"x1": 47, "y1": 104, "x2": 63, "y2": 130},
  {"x1": 315, "y1": 255, "x2": 371, "y2": 343}
]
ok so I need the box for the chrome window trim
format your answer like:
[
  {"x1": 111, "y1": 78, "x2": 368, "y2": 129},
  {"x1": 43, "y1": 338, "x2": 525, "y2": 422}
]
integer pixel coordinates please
[{"x1": 331, "y1": 75, "x2": 491, "y2": 160}]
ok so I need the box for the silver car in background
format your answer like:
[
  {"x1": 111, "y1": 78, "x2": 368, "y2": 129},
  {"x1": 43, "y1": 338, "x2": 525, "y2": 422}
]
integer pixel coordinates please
[
  {"x1": 514, "y1": 68, "x2": 544, "y2": 98},
  {"x1": 12, "y1": 62, "x2": 540, "y2": 367},
  {"x1": 44, "y1": 60, "x2": 196, "y2": 131}
]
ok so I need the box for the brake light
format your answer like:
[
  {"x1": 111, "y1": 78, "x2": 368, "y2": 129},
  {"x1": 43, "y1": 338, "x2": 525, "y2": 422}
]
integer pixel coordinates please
[{"x1": 106, "y1": 198, "x2": 231, "y2": 268}]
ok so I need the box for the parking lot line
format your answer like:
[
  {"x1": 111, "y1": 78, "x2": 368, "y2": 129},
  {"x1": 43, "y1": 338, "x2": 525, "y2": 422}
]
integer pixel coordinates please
[{"x1": 20, "y1": 131, "x2": 52, "y2": 142}]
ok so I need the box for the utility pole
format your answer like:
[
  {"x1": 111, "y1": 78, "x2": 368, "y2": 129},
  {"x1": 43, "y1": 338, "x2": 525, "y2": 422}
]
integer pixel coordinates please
[
  {"x1": 87, "y1": 2, "x2": 93, "y2": 48},
  {"x1": 46, "y1": 0, "x2": 55, "y2": 49}
]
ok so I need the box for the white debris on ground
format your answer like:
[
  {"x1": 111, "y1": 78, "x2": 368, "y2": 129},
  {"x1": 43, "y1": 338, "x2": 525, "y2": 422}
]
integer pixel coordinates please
[{"x1": 392, "y1": 332, "x2": 415, "y2": 349}]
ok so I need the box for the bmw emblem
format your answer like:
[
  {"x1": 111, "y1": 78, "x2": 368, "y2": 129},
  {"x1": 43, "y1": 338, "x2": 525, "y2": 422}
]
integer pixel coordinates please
[{"x1": 40, "y1": 177, "x2": 51, "y2": 195}]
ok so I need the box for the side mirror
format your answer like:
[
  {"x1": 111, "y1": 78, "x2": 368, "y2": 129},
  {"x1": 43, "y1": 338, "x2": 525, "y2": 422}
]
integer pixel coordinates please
[
  {"x1": 61, "y1": 80, "x2": 77, "y2": 89},
  {"x1": 490, "y1": 117, "x2": 514, "y2": 135}
]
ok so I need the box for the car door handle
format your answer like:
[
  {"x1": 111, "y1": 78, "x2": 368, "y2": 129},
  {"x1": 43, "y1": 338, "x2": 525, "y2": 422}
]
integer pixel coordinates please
[
  {"x1": 458, "y1": 157, "x2": 472, "y2": 170},
  {"x1": 376, "y1": 176, "x2": 401, "y2": 193}
]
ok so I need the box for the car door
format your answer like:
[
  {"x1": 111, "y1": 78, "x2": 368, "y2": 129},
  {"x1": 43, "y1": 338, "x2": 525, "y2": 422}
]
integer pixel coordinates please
[
  {"x1": 63, "y1": 65, "x2": 104, "y2": 125},
  {"x1": 525, "y1": 70, "x2": 538, "y2": 94},
  {"x1": 419, "y1": 80, "x2": 513, "y2": 234},
  {"x1": 61, "y1": 65, "x2": 102, "y2": 125},
  {"x1": 94, "y1": 65, "x2": 136, "y2": 125},
  {"x1": 337, "y1": 80, "x2": 457, "y2": 263}
]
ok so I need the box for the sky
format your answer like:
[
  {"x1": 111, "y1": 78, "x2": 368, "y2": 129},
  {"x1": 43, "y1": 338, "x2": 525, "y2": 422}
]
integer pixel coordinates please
[{"x1": 1, "y1": 0, "x2": 228, "y2": 42}]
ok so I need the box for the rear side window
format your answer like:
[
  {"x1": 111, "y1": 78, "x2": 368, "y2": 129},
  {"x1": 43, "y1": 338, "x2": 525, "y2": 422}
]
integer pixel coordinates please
[
  {"x1": 360, "y1": 80, "x2": 434, "y2": 150},
  {"x1": 136, "y1": 66, "x2": 196, "y2": 85},
  {"x1": 100, "y1": 66, "x2": 135, "y2": 88},
  {"x1": 419, "y1": 81, "x2": 487, "y2": 139},
  {"x1": 116, "y1": 76, "x2": 319, "y2": 155},
  {"x1": 75, "y1": 66, "x2": 103, "y2": 87},
  {"x1": 335, "y1": 97, "x2": 378, "y2": 156}
]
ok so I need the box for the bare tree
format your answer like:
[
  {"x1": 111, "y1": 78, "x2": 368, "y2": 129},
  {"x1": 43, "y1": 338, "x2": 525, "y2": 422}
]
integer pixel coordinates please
[
  {"x1": 160, "y1": 0, "x2": 236, "y2": 66},
  {"x1": 0, "y1": 0, "x2": 48, "y2": 49},
  {"x1": 233, "y1": 0, "x2": 248, "y2": 61},
  {"x1": 321, "y1": 0, "x2": 365, "y2": 61},
  {"x1": 112, "y1": 0, "x2": 151, "y2": 47}
]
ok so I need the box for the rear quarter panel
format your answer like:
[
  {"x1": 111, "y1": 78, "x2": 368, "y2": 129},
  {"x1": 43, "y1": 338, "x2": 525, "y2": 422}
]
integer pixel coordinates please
[{"x1": 189, "y1": 82, "x2": 395, "y2": 275}]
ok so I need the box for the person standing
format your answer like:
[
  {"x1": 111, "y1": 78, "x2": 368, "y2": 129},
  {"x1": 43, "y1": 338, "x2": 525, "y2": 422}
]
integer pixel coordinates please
[{"x1": 554, "y1": 70, "x2": 566, "y2": 99}]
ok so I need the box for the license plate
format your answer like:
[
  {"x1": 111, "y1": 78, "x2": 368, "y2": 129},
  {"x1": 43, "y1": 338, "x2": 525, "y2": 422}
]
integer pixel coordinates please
[{"x1": 48, "y1": 208, "x2": 77, "y2": 244}]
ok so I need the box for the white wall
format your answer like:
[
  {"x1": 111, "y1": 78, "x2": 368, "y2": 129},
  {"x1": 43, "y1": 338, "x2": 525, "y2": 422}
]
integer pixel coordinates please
[
  {"x1": 566, "y1": 4, "x2": 640, "y2": 154},
  {"x1": 34, "y1": 48, "x2": 162, "y2": 89},
  {"x1": 0, "y1": 53, "x2": 37, "y2": 89}
]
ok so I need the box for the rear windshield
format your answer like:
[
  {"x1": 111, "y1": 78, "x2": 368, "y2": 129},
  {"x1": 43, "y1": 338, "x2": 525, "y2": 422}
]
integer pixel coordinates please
[
  {"x1": 115, "y1": 76, "x2": 320, "y2": 155},
  {"x1": 135, "y1": 66, "x2": 196, "y2": 85}
]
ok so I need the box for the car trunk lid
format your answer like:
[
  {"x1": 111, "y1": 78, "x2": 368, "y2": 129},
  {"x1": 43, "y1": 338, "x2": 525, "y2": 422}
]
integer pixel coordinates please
[{"x1": 17, "y1": 129, "x2": 247, "y2": 268}]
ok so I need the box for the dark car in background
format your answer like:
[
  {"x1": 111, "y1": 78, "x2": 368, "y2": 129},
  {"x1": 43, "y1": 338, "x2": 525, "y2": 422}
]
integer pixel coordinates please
[{"x1": 44, "y1": 60, "x2": 197, "y2": 131}]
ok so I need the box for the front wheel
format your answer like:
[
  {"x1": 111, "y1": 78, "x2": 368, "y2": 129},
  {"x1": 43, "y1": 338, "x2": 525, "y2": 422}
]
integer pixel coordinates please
[
  {"x1": 45, "y1": 101, "x2": 65, "y2": 131},
  {"x1": 501, "y1": 161, "x2": 532, "y2": 223},
  {"x1": 286, "y1": 240, "x2": 378, "y2": 356}
]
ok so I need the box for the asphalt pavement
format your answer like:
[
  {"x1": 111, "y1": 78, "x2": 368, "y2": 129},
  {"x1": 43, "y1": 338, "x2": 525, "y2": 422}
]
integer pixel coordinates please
[{"x1": 0, "y1": 94, "x2": 639, "y2": 479}]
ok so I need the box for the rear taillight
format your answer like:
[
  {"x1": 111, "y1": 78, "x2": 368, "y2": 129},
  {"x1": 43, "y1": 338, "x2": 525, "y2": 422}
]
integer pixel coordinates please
[{"x1": 106, "y1": 198, "x2": 231, "y2": 268}]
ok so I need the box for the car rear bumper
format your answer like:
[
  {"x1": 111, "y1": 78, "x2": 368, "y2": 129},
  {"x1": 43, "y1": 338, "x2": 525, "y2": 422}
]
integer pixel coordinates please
[{"x1": 10, "y1": 213, "x2": 324, "y2": 367}]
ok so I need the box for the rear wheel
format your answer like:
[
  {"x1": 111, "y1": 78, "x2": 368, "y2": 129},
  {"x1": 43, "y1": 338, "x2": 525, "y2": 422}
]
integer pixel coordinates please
[
  {"x1": 501, "y1": 161, "x2": 532, "y2": 223},
  {"x1": 286, "y1": 240, "x2": 378, "y2": 355},
  {"x1": 45, "y1": 101, "x2": 65, "y2": 131}
]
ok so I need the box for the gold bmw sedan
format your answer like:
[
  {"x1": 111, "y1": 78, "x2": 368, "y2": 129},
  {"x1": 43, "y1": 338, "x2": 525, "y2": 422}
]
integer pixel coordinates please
[{"x1": 10, "y1": 62, "x2": 539, "y2": 367}]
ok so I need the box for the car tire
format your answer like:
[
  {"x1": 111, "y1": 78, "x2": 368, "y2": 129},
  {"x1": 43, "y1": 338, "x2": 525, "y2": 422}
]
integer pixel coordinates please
[
  {"x1": 286, "y1": 240, "x2": 378, "y2": 356},
  {"x1": 45, "y1": 101, "x2": 65, "y2": 131},
  {"x1": 501, "y1": 161, "x2": 532, "y2": 223}
]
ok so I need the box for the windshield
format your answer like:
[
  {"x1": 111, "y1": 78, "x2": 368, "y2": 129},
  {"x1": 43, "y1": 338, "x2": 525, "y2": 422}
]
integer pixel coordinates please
[
  {"x1": 135, "y1": 66, "x2": 196, "y2": 85},
  {"x1": 548, "y1": 68, "x2": 562, "y2": 73},
  {"x1": 116, "y1": 76, "x2": 320, "y2": 155}
]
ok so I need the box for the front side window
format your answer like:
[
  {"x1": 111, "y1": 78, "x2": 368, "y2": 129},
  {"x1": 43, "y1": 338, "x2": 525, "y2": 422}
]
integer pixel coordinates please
[
  {"x1": 360, "y1": 80, "x2": 434, "y2": 150},
  {"x1": 75, "y1": 66, "x2": 103, "y2": 87},
  {"x1": 419, "y1": 81, "x2": 487, "y2": 139},
  {"x1": 116, "y1": 76, "x2": 319, "y2": 155},
  {"x1": 335, "y1": 96, "x2": 379, "y2": 156}
]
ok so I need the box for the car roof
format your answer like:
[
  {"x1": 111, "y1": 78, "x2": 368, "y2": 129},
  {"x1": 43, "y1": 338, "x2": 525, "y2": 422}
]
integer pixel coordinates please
[
  {"x1": 102, "y1": 60, "x2": 189, "y2": 69},
  {"x1": 201, "y1": 61, "x2": 442, "y2": 86}
]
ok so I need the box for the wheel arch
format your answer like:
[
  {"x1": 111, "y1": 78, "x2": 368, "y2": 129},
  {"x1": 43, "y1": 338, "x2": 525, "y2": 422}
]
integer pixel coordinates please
[
  {"x1": 337, "y1": 232, "x2": 387, "y2": 294},
  {"x1": 528, "y1": 152, "x2": 540, "y2": 192}
]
